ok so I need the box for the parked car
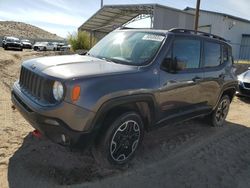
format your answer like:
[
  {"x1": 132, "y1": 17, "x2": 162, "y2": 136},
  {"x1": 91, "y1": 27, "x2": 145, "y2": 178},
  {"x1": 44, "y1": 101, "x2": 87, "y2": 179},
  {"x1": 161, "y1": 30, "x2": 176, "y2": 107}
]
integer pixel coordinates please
[
  {"x1": 2, "y1": 36, "x2": 23, "y2": 51},
  {"x1": 21, "y1": 39, "x2": 32, "y2": 49},
  {"x1": 11, "y1": 28, "x2": 237, "y2": 167},
  {"x1": 33, "y1": 42, "x2": 56, "y2": 51},
  {"x1": 237, "y1": 67, "x2": 250, "y2": 97},
  {"x1": 57, "y1": 42, "x2": 66, "y2": 51},
  {"x1": 60, "y1": 44, "x2": 71, "y2": 51}
]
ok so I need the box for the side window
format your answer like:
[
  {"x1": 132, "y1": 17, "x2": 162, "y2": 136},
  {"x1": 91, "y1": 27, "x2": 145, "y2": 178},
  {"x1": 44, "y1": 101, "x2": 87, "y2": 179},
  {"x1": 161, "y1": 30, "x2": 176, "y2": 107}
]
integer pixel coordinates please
[
  {"x1": 173, "y1": 39, "x2": 201, "y2": 70},
  {"x1": 204, "y1": 41, "x2": 221, "y2": 67},
  {"x1": 223, "y1": 45, "x2": 229, "y2": 63}
]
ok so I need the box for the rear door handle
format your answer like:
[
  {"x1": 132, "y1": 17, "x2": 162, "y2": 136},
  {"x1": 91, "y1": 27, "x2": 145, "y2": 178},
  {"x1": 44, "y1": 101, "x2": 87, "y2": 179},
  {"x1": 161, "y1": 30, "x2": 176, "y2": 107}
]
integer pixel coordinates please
[{"x1": 192, "y1": 76, "x2": 202, "y2": 82}]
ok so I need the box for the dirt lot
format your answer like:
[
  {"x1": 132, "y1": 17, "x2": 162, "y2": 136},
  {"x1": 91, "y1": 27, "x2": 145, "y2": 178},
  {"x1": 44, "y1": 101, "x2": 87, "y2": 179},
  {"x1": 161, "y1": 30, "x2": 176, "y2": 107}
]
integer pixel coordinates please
[{"x1": 0, "y1": 48, "x2": 250, "y2": 188}]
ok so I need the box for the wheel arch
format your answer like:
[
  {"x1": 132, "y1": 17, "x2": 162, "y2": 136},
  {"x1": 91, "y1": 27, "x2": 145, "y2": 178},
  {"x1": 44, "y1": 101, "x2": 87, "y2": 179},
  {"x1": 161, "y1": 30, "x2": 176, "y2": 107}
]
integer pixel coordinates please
[
  {"x1": 222, "y1": 87, "x2": 236, "y2": 102},
  {"x1": 92, "y1": 94, "x2": 157, "y2": 142},
  {"x1": 214, "y1": 85, "x2": 236, "y2": 110}
]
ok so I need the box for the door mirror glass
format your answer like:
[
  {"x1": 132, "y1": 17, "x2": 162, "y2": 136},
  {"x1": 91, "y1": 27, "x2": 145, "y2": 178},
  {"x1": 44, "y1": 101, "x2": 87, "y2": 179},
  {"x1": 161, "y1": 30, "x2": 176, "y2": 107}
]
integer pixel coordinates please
[
  {"x1": 161, "y1": 57, "x2": 173, "y2": 72},
  {"x1": 161, "y1": 57, "x2": 187, "y2": 73}
]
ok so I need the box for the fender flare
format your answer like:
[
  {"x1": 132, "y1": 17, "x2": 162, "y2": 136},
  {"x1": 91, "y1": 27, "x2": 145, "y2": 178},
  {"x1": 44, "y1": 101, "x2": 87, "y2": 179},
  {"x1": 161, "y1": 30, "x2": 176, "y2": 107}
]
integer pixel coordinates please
[
  {"x1": 213, "y1": 83, "x2": 237, "y2": 110},
  {"x1": 91, "y1": 94, "x2": 158, "y2": 132}
]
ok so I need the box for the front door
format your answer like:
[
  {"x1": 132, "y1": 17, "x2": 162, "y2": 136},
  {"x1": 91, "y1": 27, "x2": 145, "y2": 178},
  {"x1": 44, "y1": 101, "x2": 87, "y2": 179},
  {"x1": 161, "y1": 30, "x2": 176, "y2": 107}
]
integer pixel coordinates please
[{"x1": 158, "y1": 37, "x2": 207, "y2": 124}]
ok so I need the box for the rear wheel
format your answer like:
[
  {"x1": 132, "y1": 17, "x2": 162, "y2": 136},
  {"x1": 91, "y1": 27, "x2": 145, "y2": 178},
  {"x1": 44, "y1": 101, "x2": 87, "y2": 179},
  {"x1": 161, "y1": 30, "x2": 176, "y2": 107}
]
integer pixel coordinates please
[
  {"x1": 210, "y1": 95, "x2": 230, "y2": 127},
  {"x1": 92, "y1": 112, "x2": 144, "y2": 168}
]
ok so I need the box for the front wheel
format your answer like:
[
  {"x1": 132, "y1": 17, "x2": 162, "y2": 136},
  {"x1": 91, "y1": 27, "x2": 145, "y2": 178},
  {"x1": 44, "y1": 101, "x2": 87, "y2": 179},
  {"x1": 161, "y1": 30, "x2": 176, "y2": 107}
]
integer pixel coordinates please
[
  {"x1": 210, "y1": 95, "x2": 230, "y2": 127},
  {"x1": 93, "y1": 112, "x2": 144, "y2": 168}
]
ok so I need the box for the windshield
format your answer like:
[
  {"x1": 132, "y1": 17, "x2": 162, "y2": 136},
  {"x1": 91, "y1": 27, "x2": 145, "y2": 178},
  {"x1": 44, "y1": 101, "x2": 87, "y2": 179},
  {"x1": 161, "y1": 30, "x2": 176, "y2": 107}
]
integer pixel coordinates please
[
  {"x1": 7, "y1": 38, "x2": 20, "y2": 42},
  {"x1": 88, "y1": 31, "x2": 165, "y2": 65}
]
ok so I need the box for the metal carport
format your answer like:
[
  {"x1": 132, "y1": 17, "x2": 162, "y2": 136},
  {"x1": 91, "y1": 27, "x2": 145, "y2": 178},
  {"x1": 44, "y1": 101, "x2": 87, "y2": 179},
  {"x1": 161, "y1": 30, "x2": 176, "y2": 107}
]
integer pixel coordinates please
[{"x1": 78, "y1": 4, "x2": 194, "y2": 46}]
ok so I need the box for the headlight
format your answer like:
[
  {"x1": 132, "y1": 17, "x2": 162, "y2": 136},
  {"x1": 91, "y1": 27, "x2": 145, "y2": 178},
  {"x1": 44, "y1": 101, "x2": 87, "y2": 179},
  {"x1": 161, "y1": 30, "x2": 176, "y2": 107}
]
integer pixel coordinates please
[
  {"x1": 237, "y1": 75, "x2": 243, "y2": 85},
  {"x1": 53, "y1": 81, "x2": 64, "y2": 101}
]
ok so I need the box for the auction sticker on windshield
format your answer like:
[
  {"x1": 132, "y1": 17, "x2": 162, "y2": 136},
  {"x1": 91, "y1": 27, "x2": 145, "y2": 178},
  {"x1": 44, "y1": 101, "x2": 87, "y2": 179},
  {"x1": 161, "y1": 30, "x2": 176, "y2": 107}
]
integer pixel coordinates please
[{"x1": 142, "y1": 34, "x2": 165, "y2": 42}]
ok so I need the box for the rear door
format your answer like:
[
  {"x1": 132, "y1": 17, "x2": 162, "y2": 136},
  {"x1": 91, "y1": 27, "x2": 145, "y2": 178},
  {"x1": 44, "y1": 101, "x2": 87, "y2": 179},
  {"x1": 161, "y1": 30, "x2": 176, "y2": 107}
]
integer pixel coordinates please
[
  {"x1": 158, "y1": 36, "x2": 207, "y2": 123},
  {"x1": 201, "y1": 40, "x2": 226, "y2": 108}
]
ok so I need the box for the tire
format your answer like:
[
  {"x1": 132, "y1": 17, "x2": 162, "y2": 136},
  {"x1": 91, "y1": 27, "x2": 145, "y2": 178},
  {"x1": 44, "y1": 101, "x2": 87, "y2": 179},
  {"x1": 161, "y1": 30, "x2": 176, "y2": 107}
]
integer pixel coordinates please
[
  {"x1": 43, "y1": 47, "x2": 46, "y2": 51},
  {"x1": 210, "y1": 95, "x2": 230, "y2": 127},
  {"x1": 92, "y1": 112, "x2": 144, "y2": 168},
  {"x1": 4, "y1": 46, "x2": 8, "y2": 50}
]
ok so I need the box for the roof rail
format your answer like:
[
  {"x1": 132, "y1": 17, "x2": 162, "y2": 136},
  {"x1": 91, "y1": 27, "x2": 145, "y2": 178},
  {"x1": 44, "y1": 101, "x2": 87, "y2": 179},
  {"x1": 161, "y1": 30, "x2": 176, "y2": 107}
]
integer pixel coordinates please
[
  {"x1": 169, "y1": 28, "x2": 227, "y2": 42},
  {"x1": 118, "y1": 26, "x2": 153, "y2": 30}
]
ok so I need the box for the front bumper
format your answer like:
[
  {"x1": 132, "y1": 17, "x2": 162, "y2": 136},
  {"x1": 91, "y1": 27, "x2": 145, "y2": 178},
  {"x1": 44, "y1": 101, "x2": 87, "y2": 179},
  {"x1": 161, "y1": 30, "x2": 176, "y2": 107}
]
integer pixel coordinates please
[
  {"x1": 6, "y1": 44, "x2": 22, "y2": 49},
  {"x1": 11, "y1": 82, "x2": 97, "y2": 148},
  {"x1": 237, "y1": 84, "x2": 250, "y2": 97}
]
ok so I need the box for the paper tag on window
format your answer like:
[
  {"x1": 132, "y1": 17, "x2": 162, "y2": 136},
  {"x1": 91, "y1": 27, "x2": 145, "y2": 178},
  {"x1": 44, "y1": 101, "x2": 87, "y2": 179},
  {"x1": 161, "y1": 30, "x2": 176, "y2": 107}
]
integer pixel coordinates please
[{"x1": 142, "y1": 34, "x2": 164, "y2": 42}]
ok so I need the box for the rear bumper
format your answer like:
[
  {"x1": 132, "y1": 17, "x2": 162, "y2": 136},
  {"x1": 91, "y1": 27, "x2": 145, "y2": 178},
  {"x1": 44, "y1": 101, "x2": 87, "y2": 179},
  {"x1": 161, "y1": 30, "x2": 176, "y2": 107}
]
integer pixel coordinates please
[{"x1": 11, "y1": 82, "x2": 97, "y2": 148}]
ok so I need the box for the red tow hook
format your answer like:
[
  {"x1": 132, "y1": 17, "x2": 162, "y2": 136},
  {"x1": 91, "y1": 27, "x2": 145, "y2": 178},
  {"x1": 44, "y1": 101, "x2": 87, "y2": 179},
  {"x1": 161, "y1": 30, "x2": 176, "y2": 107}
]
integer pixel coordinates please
[{"x1": 32, "y1": 130, "x2": 42, "y2": 138}]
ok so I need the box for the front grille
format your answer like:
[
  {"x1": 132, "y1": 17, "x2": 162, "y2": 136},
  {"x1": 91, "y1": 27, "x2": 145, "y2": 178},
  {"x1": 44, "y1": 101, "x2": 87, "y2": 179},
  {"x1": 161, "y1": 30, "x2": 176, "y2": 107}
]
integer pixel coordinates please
[
  {"x1": 19, "y1": 66, "x2": 55, "y2": 103},
  {"x1": 243, "y1": 82, "x2": 250, "y2": 89}
]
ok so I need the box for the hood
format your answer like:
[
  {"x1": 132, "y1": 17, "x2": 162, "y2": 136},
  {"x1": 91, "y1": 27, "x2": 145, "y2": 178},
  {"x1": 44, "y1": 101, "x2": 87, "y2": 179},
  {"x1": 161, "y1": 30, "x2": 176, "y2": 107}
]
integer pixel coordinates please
[
  {"x1": 238, "y1": 70, "x2": 250, "y2": 83},
  {"x1": 22, "y1": 54, "x2": 139, "y2": 79}
]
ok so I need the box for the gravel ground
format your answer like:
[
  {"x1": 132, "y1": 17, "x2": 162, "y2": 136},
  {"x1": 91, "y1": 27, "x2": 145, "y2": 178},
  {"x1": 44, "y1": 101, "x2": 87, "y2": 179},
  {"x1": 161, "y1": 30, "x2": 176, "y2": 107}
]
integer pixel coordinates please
[{"x1": 0, "y1": 48, "x2": 250, "y2": 188}]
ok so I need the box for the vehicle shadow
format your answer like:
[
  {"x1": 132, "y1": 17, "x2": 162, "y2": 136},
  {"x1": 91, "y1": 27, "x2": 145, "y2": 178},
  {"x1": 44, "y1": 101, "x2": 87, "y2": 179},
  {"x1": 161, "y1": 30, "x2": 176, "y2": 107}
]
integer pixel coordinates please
[{"x1": 8, "y1": 120, "x2": 250, "y2": 188}]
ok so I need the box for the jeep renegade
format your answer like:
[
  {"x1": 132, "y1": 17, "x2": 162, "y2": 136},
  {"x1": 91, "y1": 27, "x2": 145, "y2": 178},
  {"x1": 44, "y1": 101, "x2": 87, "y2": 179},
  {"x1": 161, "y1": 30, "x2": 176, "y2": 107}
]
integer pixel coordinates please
[{"x1": 12, "y1": 28, "x2": 238, "y2": 166}]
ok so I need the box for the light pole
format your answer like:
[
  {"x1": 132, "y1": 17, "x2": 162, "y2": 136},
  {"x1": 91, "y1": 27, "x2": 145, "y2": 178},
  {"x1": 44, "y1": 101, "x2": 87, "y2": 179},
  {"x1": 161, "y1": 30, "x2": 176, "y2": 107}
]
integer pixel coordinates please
[
  {"x1": 194, "y1": 0, "x2": 201, "y2": 31},
  {"x1": 101, "y1": 0, "x2": 103, "y2": 8}
]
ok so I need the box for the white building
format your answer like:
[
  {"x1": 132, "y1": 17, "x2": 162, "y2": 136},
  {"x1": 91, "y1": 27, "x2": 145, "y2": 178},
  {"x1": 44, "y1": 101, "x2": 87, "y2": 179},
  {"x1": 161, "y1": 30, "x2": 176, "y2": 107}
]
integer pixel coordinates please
[{"x1": 185, "y1": 7, "x2": 250, "y2": 59}]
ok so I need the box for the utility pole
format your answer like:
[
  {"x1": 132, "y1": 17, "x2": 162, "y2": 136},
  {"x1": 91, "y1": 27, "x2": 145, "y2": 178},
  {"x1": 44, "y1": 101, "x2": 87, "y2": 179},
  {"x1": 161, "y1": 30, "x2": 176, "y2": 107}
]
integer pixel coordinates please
[
  {"x1": 194, "y1": 0, "x2": 201, "y2": 31},
  {"x1": 101, "y1": 0, "x2": 103, "y2": 8}
]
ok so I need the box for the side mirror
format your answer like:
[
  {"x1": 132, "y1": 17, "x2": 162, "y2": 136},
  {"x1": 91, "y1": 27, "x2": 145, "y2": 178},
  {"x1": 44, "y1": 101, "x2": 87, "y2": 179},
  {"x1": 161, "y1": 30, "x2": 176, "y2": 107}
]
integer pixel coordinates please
[
  {"x1": 161, "y1": 57, "x2": 175, "y2": 73},
  {"x1": 161, "y1": 57, "x2": 186, "y2": 73}
]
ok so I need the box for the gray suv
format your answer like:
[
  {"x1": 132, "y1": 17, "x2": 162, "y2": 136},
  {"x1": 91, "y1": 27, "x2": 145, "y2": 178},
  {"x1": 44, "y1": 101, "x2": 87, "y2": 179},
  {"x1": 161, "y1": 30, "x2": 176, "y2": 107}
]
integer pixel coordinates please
[{"x1": 12, "y1": 28, "x2": 237, "y2": 167}]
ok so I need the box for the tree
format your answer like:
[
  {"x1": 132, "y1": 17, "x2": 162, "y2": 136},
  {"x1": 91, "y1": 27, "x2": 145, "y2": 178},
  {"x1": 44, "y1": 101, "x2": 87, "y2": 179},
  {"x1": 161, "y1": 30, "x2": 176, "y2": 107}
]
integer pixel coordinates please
[{"x1": 67, "y1": 31, "x2": 90, "y2": 51}]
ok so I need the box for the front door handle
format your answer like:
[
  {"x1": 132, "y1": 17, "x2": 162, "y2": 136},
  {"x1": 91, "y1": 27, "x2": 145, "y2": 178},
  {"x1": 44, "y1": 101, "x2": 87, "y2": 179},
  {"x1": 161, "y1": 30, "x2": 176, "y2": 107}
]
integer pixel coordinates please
[{"x1": 192, "y1": 76, "x2": 202, "y2": 82}]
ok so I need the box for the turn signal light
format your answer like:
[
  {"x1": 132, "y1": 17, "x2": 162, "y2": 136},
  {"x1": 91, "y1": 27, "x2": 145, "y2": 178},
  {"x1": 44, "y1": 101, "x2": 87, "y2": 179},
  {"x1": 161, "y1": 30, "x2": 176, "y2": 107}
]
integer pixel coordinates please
[{"x1": 71, "y1": 85, "x2": 81, "y2": 102}]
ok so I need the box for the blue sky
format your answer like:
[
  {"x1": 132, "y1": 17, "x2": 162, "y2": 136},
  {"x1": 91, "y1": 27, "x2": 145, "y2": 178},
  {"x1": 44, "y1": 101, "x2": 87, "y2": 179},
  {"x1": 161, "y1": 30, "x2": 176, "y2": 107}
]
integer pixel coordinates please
[{"x1": 0, "y1": 0, "x2": 249, "y2": 38}]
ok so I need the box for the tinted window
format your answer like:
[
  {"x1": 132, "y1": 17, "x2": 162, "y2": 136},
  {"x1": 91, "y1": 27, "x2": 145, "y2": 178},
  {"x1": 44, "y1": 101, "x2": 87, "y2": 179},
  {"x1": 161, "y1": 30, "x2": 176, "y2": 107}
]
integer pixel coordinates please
[
  {"x1": 204, "y1": 42, "x2": 221, "y2": 67},
  {"x1": 173, "y1": 39, "x2": 201, "y2": 70}
]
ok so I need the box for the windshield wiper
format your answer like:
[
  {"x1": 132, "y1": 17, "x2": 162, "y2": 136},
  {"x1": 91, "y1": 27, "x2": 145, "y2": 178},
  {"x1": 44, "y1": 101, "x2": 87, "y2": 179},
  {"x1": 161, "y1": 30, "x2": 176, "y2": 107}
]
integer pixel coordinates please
[{"x1": 101, "y1": 57, "x2": 116, "y2": 63}]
